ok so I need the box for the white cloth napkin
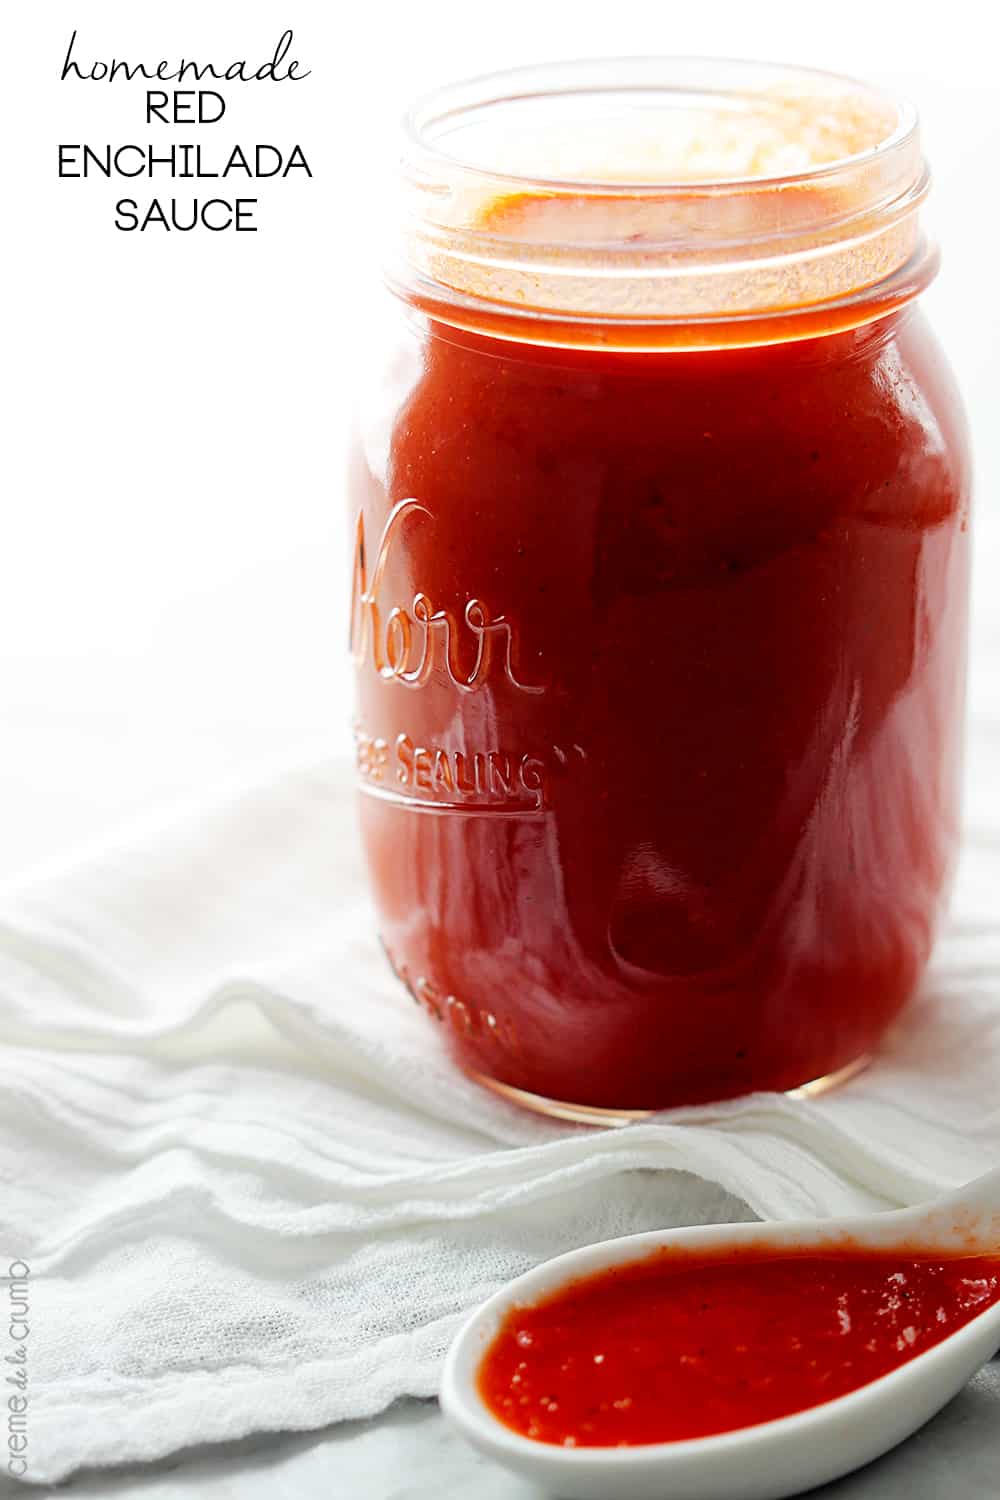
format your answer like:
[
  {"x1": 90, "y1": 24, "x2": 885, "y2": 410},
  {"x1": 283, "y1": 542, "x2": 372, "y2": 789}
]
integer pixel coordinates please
[{"x1": 2, "y1": 741, "x2": 1000, "y2": 1486}]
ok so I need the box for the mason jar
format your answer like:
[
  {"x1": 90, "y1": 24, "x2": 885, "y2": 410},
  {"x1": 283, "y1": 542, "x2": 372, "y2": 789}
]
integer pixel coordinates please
[{"x1": 348, "y1": 59, "x2": 971, "y2": 1120}]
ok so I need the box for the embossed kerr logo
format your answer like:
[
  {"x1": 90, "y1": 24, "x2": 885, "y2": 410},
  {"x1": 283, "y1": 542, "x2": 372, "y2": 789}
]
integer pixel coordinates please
[{"x1": 351, "y1": 500, "x2": 544, "y2": 694}]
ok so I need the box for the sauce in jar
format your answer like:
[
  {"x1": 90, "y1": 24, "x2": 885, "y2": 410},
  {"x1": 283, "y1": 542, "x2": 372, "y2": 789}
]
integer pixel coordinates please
[
  {"x1": 477, "y1": 1244, "x2": 1000, "y2": 1446},
  {"x1": 351, "y1": 61, "x2": 971, "y2": 1115}
]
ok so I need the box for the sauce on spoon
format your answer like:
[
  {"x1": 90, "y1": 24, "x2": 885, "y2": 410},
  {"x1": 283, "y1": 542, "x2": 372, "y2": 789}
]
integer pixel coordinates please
[{"x1": 478, "y1": 1244, "x2": 1000, "y2": 1446}]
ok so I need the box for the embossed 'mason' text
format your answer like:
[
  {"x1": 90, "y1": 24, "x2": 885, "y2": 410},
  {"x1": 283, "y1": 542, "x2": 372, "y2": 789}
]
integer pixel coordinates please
[
  {"x1": 351, "y1": 499, "x2": 544, "y2": 694},
  {"x1": 384, "y1": 946, "x2": 522, "y2": 1058}
]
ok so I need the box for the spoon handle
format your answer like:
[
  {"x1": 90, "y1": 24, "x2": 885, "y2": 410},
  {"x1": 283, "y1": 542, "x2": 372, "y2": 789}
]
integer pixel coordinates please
[{"x1": 916, "y1": 1166, "x2": 1000, "y2": 1253}]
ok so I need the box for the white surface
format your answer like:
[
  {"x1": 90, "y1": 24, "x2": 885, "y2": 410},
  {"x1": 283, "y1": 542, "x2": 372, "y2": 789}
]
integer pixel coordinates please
[
  {"x1": 441, "y1": 1173, "x2": 1000, "y2": 1500},
  {"x1": 4, "y1": 2, "x2": 1000, "y2": 1496}
]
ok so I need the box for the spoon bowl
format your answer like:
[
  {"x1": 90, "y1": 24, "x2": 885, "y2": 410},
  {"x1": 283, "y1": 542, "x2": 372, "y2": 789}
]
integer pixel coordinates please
[{"x1": 440, "y1": 1168, "x2": 1000, "y2": 1500}]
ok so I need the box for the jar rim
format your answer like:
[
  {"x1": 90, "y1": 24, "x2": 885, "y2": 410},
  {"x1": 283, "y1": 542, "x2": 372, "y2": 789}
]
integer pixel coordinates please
[
  {"x1": 403, "y1": 56, "x2": 919, "y2": 196},
  {"x1": 394, "y1": 57, "x2": 934, "y2": 343}
]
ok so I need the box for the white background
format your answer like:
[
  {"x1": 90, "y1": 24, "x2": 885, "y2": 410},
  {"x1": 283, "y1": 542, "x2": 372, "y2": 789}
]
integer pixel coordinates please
[{"x1": 3, "y1": 0, "x2": 998, "y2": 879}]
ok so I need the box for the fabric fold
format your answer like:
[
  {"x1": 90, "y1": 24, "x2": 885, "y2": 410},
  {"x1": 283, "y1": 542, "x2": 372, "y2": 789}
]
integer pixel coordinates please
[{"x1": 1, "y1": 756, "x2": 998, "y2": 1483}]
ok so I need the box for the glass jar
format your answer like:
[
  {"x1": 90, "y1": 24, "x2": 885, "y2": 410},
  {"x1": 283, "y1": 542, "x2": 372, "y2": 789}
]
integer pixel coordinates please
[{"x1": 349, "y1": 60, "x2": 971, "y2": 1120}]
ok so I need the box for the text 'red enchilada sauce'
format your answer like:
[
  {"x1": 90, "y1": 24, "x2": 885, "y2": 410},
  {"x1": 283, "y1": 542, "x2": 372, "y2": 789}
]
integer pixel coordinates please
[
  {"x1": 351, "y1": 63, "x2": 972, "y2": 1114},
  {"x1": 477, "y1": 1247, "x2": 1000, "y2": 1446}
]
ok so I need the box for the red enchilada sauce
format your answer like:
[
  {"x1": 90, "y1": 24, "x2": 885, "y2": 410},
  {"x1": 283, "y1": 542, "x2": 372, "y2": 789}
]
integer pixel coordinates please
[
  {"x1": 356, "y1": 307, "x2": 969, "y2": 1108},
  {"x1": 352, "y1": 64, "x2": 971, "y2": 1113},
  {"x1": 478, "y1": 1246, "x2": 1000, "y2": 1445}
]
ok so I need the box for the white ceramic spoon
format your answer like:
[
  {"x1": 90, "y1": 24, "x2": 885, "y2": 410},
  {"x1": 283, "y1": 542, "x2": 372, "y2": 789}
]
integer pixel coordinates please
[{"x1": 440, "y1": 1167, "x2": 1000, "y2": 1500}]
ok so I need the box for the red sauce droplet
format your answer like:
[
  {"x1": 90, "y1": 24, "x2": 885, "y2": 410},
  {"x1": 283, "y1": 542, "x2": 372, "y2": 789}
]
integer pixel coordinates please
[{"x1": 477, "y1": 1244, "x2": 1000, "y2": 1446}]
